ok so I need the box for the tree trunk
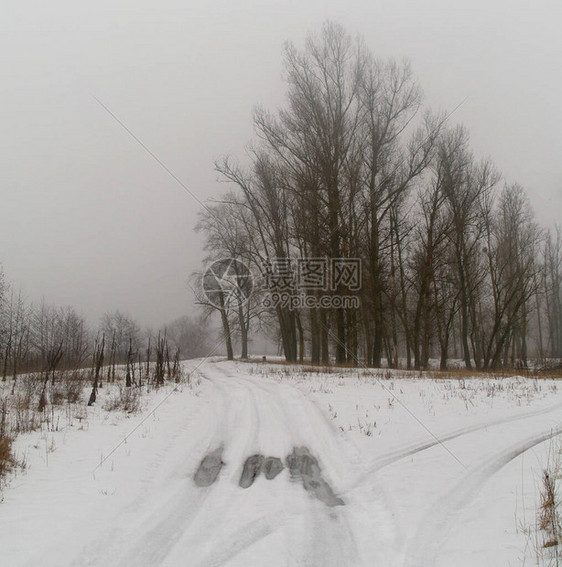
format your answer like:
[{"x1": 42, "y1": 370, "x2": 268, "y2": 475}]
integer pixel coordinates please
[{"x1": 220, "y1": 308, "x2": 234, "y2": 361}]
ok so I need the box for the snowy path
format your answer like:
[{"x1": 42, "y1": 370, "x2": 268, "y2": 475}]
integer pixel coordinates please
[
  {"x1": 1, "y1": 360, "x2": 561, "y2": 566},
  {"x1": 110, "y1": 362, "x2": 397, "y2": 567}
]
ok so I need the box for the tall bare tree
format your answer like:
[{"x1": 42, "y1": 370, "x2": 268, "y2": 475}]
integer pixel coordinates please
[
  {"x1": 481, "y1": 185, "x2": 540, "y2": 368},
  {"x1": 543, "y1": 227, "x2": 562, "y2": 359}
]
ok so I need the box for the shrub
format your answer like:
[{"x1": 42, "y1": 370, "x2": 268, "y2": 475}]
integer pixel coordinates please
[
  {"x1": 539, "y1": 469, "x2": 561, "y2": 550},
  {"x1": 51, "y1": 378, "x2": 84, "y2": 405},
  {"x1": 103, "y1": 387, "x2": 141, "y2": 413},
  {"x1": 0, "y1": 400, "x2": 15, "y2": 487},
  {"x1": 0, "y1": 436, "x2": 15, "y2": 484}
]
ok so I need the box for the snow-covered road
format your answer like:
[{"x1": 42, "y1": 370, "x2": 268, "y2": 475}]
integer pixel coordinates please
[
  {"x1": 102, "y1": 362, "x2": 396, "y2": 567},
  {"x1": 1, "y1": 360, "x2": 561, "y2": 566}
]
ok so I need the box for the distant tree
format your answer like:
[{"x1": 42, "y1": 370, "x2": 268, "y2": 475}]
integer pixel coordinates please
[
  {"x1": 58, "y1": 306, "x2": 89, "y2": 369},
  {"x1": 7, "y1": 291, "x2": 31, "y2": 382},
  {"x1": 33, "y1": 302, "x2": 65, "y2": 383},
  {"x1": 1, "y1": 284, "x2": 13, "y2": 381},
  {"x1": 99, "y1": 310, "x2": 141, "y2": 363},
  {"x1": 543, "y1": 227, "x2": 562, "y2": 359},
  {"x1": 88, "y1": 333, "x2": 105, "y2": 406},
  {"x1": 0, "y1": 266, "x2": 6, "y2": 350},
  {"x1": 165, "y1": 315, "x2": 212, "y2": 359},
  {"x1": 195, "y1": 199, "x2": 259, "y2": 360},
  {"x1": 190, "y1": 268, "x2": 235, "y2": 360}
]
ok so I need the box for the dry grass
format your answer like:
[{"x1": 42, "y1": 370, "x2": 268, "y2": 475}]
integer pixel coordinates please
[
  {"x1": 246, "y1": 357, "x2": 562, "y2": 380},
  {"x1": 0, "y1": 436, "x2": 15, "y2": 484},
  {"x1": 103, "y1": 386, "x2": 142, "y2": 413},
  {"x1": 50, "y1": 372, "x2": 85, "y2": 405},
  {"x1": 425, "y1": 368, "x2": 550, "y2": 380},
  {"x1": 249, "y1": 358, "x2": 341, "y2": 373},
  {"x1": 524, "y1": 443, "x2": 562, "y2": 566},
  {"x1": 539, "y1": 469, "x2": 561, "y2": 550},
  {"x1": 0, "y1": 368, "x2": 144, "y2": 492},
  {"x1": 0, "y1": 400, "x2": 16, "y2": 488}
]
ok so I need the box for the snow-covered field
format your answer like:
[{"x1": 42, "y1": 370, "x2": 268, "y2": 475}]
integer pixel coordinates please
[{"x1": 1, "y1": 360, "x2": 561, "y2": 566}]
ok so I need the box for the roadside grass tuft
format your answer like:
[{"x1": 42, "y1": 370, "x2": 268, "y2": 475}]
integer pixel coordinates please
[
  {"x1": 539, "y1": 468, "x2": 561, "y2": 552},
  {"x1": 103, "y1": 386, "x2": 142, "y2": 413}
]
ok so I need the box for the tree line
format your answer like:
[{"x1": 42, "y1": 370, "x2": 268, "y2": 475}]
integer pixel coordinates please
[
  {"x1": 0, "y1": 269, "x2": 212, "y2": 382},
  {"x1": 197, "y1": 22, "x2": 562, "y2": 370}
]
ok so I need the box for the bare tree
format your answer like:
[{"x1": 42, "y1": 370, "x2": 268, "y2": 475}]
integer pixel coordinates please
[
  {"x1": 34, "y1": 302, "x2": 65, "y2": 384},
  {"x1": 543, "y1": 227, "x2": 562, "y2": 359},
  {"x1": 99, "y1": 310, "x2": 141, "y2": 363},
  {"x1": 0, "y1": 267, "x2": 7, "y2": 375},
  {"x1": 165, "y1": 315, "x2": 212, "y2": 359},
  {"x1": 216, "y1": 156, "x2": 299, "y2": 361},
  {"x1": 195, "y1": 197, "x2": 261, "y2": 360},
  {"x1": 481, "y1": 185, "x2": 540, "y2": 368},
  {"x1": 8, "y1": 291, "x2": 31, "y2": 383},
  {"x1": 88, "y1": 334, "x2": 105, "y2": 406},
  {"x1": 409, "y1": 171, "x2": 450, "y2": 369}
]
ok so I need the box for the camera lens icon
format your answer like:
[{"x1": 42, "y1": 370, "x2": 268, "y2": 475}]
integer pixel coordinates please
[{"x1": 202, "y1": 258, "x2": 253, "y2": 309}]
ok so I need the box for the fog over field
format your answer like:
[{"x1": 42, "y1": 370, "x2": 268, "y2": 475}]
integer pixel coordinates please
[
  {"x1": 1, "y1": 0, "x2": 561, "y2": 327},
  {"x1": 1, "y1": 6, "x2": 562, "y2": 563}
]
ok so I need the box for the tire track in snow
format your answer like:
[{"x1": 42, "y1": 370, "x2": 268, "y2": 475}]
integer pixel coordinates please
[
  {"x1": 122, "y1": 364, "x2": 265, "y2": 566},
  {"x1": 196, "y1": 512, "x2": 289, "y2": 567},
  {"x1": 240, "y1": 364, "x2": 562, "y2": 566},
  {"x1": 402, "y1": 424, "x2": 562, "y2": 567},
  {"x1": 192, "y1": 364, "x2": 330, "y2": 566},
  {"x1": 180, "y1": 363, "x2": 355, "y2": 566},
  {"x1": 194, "y1": 363, "x2": 397, "y2": 567},
  {"x1": 117, "y1": 369, "x2": 234, "y2": 567},
  {"x1": 75, "y1": 362, "x2": 558, "y2": 566},
  {"x1": 177, "y1": 365, "x2": 277, "y2": 565},
  {"x1": 76, "y1": 368, "x2": 230, "y2": 567},
  {"x1": 353, "y1": 398, "x2": 562, "y2": 483},
  {"x1": 132, "y1": 364, "x2": 561, "y2": 567},
  {"x1": 238, "y1": 373, "x2": 361, "y2": 567}
]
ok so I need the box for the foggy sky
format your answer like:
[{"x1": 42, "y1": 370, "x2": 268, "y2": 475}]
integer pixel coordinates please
[{"x1": 1, "y1": 0, "x2": 561, "y2": 329}]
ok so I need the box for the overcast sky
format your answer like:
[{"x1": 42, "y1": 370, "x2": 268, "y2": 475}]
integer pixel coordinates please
[{"x1": 1, "y1": 0, "x2": 561, "y2": 329}]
